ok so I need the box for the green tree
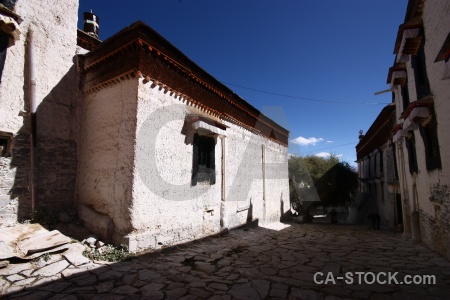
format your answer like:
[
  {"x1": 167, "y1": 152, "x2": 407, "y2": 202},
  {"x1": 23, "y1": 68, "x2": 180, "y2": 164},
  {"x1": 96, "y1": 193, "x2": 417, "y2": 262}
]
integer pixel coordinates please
[{"x1": 288, "y1": 155, "x2": 357, "y2": 210}]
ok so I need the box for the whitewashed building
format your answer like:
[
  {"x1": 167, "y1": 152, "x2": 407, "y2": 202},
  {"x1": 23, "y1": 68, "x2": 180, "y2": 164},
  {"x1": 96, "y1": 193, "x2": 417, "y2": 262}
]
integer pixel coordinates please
[
  {"x1": 0, "y1": 1, "x2": 290, "y2": 252},
  {"x1": 359, "y1": 0, "x2": 450, "y2": 260},
  {"x1": 356, "y1": 104, "x2": 402, "y2": 230}
]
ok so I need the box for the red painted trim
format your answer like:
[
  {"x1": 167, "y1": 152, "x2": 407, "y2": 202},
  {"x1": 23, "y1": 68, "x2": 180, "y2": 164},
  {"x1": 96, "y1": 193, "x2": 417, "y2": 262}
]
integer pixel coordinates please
[
  {"x1": 392, "y1": 124, "x2": 403, "y2": 134},
  {"x1": 445, "y1": 49, "x2": 450, "y2": 62},
  {"x1": 402, "y1": 101, "x2": 430, "y2": 120}
]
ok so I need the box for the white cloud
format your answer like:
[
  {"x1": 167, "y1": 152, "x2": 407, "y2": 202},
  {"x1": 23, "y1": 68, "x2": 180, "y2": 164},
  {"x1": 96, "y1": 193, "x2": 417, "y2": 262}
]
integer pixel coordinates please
[
  {"x1": 315, "y1": 152, "x2": 331, "y2": 158},
  {"x1": 290, "y1": 136, "x2": 324, "y2": 146},
  {"x1": 327, "y1": 140, "x2": 334, "y2": 143},
  {"x1": 315, "y1": 153, "x2": 344, "y2": 159}
]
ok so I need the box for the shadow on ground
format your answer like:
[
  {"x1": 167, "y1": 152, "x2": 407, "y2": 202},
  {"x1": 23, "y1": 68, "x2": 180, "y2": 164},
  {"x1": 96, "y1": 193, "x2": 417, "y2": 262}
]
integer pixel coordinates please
[{"x1": 2, "y1": 222, "x2": 450, "y2": 299}]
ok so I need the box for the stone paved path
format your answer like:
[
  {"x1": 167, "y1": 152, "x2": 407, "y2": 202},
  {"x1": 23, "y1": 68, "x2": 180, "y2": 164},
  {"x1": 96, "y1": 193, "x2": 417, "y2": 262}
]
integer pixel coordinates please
[{"x1": 1, "y1": 222, "x2": 450, "y2": 299}]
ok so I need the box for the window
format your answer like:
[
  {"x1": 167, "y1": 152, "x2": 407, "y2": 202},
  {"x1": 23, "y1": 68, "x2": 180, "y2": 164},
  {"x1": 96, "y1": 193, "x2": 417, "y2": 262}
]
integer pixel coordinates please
[
  {"x1": 392, "y1": 143, "x2": 399, "y2": 179},
  {"x1": 405, "y1": 131, "x2": 418, "y2": 174},
  {"x1": 0, "y1": 32, "x2": 8, "y2": 83},
  {"x1": 191, "y1": 133, "x2": 216, "y2": 185},
  {"x1": 419, "y1": 114, "x2": 441, "y2": 171},
  {"x1": 379, "y1": 151, "x2": 384, "y2": 173},
  {"x1": 411, "y1": 32, "x2": 431, "y2": 100},
  {"x1": 0, "y1": 131, "x2": 12, "y2": 157},
  {"x1": 401, "y1": 82, "x2": 410, "y2": 112}
]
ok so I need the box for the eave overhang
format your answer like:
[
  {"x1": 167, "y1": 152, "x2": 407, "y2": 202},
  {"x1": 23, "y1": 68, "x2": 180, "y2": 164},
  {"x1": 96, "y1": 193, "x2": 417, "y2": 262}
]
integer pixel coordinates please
[
  {"x1": 0, "y1": 4, "x2": 21, "y2": 22},
  {"x1": 77, "y1": 29, "x2": 102, "y2": 51},
  {"x1": 392, "y1": 123, "x2": 407, "y2": 142},
  {"x1": 394, "y1": 0, "x2": 425, "y2": 59},
  {"x1": 0, "y1": 4, "x2": 21, "y2": 44},
  {"x1": 356, "y1": 104, "x2": 395, "y2": 159},
  {"x1": 400, "y1": 96, "x2": 433, "y2": 130},
  {"x1": 387, "y1": 63, "x2": 406, "y2": 84},
  {"x1": 79, "y1": 21, "x2": 289, "y2": 146}
]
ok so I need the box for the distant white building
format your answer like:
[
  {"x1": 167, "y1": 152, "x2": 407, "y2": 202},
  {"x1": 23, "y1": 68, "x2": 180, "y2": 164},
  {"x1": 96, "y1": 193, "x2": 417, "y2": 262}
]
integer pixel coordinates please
[{"x1": 356, "y1": 104, "x2": 400, "y2": 230}]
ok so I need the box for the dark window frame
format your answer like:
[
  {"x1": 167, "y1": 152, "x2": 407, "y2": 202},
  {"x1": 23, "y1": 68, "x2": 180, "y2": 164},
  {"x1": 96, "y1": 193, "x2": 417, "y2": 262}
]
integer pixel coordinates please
[
  {"x1": 191, "y1": 133, "x2": 216, "y2": 186},
  {"x1": 401, "y1": 81, "x2": 410, "y2": 112},
  {"x1": 405, "y1": 131, "x2": 418, "y2": 174},
  {"x1": 419, "y1": 112, "x2": 441, "y2": 171},
  {"x1": 0, "y1": 131, "x2": 13, "y2": 157},
  {"x1": 0, "y1": 32, "x2": 9, "y2": 83},
  {"x1": 411, "y1": 29, "x2": 431, "y2": 100},
  {"x1": 392, "y1": 143, "x2": 399, "y2": 179},
  {"x1": 379, "y1": 150, "x2": 384, "y2": 173}
]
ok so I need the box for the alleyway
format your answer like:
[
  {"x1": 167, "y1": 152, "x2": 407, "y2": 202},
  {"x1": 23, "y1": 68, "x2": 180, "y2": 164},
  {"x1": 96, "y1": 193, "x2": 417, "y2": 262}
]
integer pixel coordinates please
[{"x1": 2, "y1": 222, "x2": 450, "y2": 299}]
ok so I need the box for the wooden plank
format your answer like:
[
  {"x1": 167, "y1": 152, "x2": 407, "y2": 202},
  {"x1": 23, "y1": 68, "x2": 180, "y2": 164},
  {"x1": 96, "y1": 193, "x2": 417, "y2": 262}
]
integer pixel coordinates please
[{"x1": 18, "y1": 230, "x2": 72, "y2": 255}]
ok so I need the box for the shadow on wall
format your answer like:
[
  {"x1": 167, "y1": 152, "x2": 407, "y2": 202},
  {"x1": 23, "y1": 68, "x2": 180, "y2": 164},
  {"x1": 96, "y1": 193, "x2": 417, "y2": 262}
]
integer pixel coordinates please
[
  {"x1": 280, "y1": 193, "x2": 292, "y2": 222},
  {"x1": 245, "y1": 199, "x2": 259, "y2": 228},
  {"x1": 9, "y1": 55, "x2": 78, "y2": 222},
  {"x1": 347, "y1": 192, "x2": 377, "y2": 225}
]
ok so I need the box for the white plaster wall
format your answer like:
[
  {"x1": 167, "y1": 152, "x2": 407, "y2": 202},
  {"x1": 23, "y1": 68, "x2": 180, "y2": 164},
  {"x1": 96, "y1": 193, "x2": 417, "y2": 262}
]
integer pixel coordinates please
[
  {"x1": 129, "y1": 80, "x2": 223, "y2": 251},
  {"x1": 421, "y1": 0, "x2": 450, "y2": 198},
  {"x1": 263, "y1": 141, "x2": 289, "y2": 223},
  {"x1": 392, "y1": 1, "x2": 450, "y2": 257},
  {"x1": 377, "y1": 179, "x2": 395, "y2": 229},
  {"x1": 393, "y1": 85, "x2": 402, "y2": 120},
  {"x1": 399, "y1": 0, "x2": 450, "y2": 217},
  {"x1": 0, "y1": 0, "x2": 78, "y2": 134},
  {"x1": 223, "y1": 127, "x2": 263, "y2": 228},
  {"x1": 417, "y1": 1, "x2": 450, "y2": 257},
  {"x1": 127, "y1": 78, "x2": 289, "y2": 252},
  {"x1": 77, "y1": 80, "x2": 139, "y2": 240},
  {"x1": 0, "y1": 0, "x2": 79, "y2": 225},
  {"x1": 221, "y1": 121, "x2": 289, "y2": 227}
]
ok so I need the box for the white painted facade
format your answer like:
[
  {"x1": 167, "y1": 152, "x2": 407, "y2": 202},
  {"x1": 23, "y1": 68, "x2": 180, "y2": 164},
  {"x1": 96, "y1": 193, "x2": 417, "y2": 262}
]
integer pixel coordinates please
[
  {"x1": 356, "y1": 104, "x2": 400, "y2": 230},
  {"x1": 356, "y1": 2, "x2": 450, "y2": 256},
  {"x1": 77, "y1": 75, "x2": 289, "y2": 252},
  {"x1": 390, "y1": 0, "x2": 450, "y2": 259}
]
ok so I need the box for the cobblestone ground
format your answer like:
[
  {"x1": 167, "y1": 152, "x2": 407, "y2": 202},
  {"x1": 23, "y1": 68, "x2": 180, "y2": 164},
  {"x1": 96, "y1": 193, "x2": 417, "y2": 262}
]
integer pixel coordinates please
[{"x1": 1, "y1": 222, "x2": 450, "y2": 299}]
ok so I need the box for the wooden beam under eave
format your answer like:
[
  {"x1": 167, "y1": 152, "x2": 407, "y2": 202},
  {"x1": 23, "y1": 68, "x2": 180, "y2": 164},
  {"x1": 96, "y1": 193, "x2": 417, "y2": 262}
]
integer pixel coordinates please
[{"x1": 403, "y1": 36, "x2": 422, "y2": 55}]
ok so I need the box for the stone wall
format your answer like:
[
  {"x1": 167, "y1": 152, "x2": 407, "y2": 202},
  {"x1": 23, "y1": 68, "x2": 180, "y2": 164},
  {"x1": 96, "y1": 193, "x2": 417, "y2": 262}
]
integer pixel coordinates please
[
  {"x1": 0, "y1": 157, "x2": 16, "y2": 225},
  {"x1": 0, "y1": 0, "x2": 79, "y2": 225}
]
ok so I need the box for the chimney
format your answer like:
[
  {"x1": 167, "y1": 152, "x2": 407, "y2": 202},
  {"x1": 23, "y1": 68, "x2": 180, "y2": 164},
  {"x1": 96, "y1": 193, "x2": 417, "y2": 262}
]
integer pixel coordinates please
[{"x1": 83, "y1": 10, "x2": 99, "y2": 38}]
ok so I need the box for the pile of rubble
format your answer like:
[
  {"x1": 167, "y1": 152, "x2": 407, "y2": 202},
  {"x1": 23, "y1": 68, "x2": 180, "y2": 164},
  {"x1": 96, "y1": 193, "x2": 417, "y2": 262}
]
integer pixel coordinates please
[{"x1": 81, "y1": 236, "x2": 133, "y2": 262}]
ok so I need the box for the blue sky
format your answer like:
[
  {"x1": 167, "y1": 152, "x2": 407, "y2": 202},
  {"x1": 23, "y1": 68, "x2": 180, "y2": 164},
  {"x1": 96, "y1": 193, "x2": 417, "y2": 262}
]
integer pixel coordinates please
[{"x1": 78, "y1": 0, "x2": 408, "y2": 166}]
